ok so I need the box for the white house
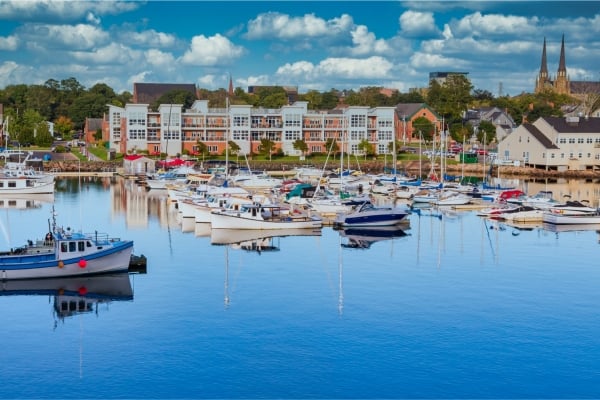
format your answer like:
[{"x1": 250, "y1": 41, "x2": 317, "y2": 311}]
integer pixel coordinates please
[{"x1": 497, "y1": 116, "x2": 600, "y2": 171}]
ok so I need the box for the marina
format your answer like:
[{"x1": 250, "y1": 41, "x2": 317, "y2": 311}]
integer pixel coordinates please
[{"x1": 0, "y1": 176, "x2": 599, "y2": 398}]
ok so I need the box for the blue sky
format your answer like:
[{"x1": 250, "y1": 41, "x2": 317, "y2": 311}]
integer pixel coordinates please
[{"x1": 0, "y1": 1, "x2": 599, "y2": 97}]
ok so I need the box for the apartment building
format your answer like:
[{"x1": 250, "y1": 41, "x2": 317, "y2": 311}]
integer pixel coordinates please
[{"x1": 105, "y1": 100, "x2": 442, "y2": 157}]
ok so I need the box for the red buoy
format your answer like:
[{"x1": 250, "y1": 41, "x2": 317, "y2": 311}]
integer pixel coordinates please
[{"x1": 78, "y1": 259, "x2": 87, "y2": 268}]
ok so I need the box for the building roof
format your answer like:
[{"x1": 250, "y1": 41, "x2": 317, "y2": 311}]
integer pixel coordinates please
[
  {"x1": 85, "y1": 118, "x2": 103, "y2": 131},
  {"x1": 543, "y1": 116, "x2": 600, "y2": 133},
  {"x1": 133, "y1": 83, "x2": 197, "y2": 105},
  {"x1": 394, "y1": 103, "x2": 437, "y2": 119},
  {"x1": 569, "y1": 81, "x2": 600, "y2": 95},
  {"x1": 523, "y1": 123, "x2": 560, "y2": 149}
]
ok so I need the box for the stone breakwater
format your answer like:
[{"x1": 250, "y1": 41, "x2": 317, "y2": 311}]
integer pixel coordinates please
[{"x1": 43, "y1": 160, "x2": 600, "y2": 180}]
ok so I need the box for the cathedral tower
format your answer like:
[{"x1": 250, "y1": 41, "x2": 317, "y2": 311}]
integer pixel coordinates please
[
  {"x1": 554, "y1": 34, "x2": 570, "y2": 95},
  {"x1": 535, "y1": 37, "x2": 550, "y2": 93}
]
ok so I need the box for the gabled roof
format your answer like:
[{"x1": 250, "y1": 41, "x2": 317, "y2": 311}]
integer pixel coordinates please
[
  {"x1": 133, "y1": 83, "x2": 197, "y2": 105},
  {"x1": 523, "y1": 123, "x2": 560, "y2": 149},
  {"x1": 394, "y1": 103, "x2": 440, "y2": 119},
  {"x1": 542, "y1": 116, "x2": 600, "y2": 133}
]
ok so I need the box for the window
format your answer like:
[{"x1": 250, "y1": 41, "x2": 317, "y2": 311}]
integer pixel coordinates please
[
  {"x1": 559, "y1": 138, "x2": 566, "y2": 144},
  {"x1": 78, "y1": 241, "x2": 85, "y2": 251},
  {"x1": 569, "y1": 138, "x2": 576, "y2": 144},
  {"x1": 208, "y1": 145, "x2": 218, "y2": 152},
  {"x1": 284, "y1": 114, "x2": 302, "y2": 127},
  {"x1": 578, "y1": 138, "x2": 584, "y2": 144},
  {"x1": 61, "y1": 243, "x2": 68, "y2": 252},
  {"x1": 69, "y1": 242, "x2": 76, "y2": 252},
  {"x1": 350, "y1": 114, "x2": 366, "y2": 128}
]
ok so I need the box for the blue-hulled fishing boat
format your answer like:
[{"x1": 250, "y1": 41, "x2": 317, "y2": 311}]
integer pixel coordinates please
[{"x1": 0, "y1": 208, "x2": 134, "y2": 280}]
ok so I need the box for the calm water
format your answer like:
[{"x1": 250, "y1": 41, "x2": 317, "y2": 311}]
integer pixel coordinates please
[{"x1": 1, "y1": 177, "x2": 600, "y2": 399}]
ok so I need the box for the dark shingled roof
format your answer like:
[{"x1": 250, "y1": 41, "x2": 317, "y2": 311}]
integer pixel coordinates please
[
  {"x1": 133, "y1": 83, "x2": 197, "y2": 104},
  {"x1": 394, "y1": 103, "x2": 436, "y2": 119},
  {"x1": 543, "y1": 116, "x2": 600, "y2": 133},
  {"x1": 523, "y1": 123, "x2": 560, "y2": 149},
  {"x1": 569, "y1": 81, "x2": 600, "y2": 95},
  {"x1": 86, "y1": 118, "x2": 103, "y2": 131}
]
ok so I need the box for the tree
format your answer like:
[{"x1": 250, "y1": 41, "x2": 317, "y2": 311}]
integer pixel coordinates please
[
  {"x1": 259, "y1": 138, "x2": 276, "y2": 161},
  {"x1": 34, "y1": 121, "x2": 54, "y2": 147},
  {"x1": 54, "y1": 116, "x2": 74, "y2": 138},
  {"x1": 412, "y1": 116, "x2": 435, "y2": 142},
  {"x1": 94, "y1": 128, "x2": 103, "y2": 142},
  {"x1": 427, "y1": 74, "x2": 473, "y2": 122},
  {"x1": 195, "y1": 141, "x2": 209, "y2": 161},
  {"x1": 324, "y1": 138, "x2": 339, "y2": 159},
  {"x1": 151, "y1": 89, "x2": 197, "y2": 111},
  {"x1": 476, "y1": 120, "x2": 496, "y2": 145},
  {"x1": 228, "y1": 140, "x2": 241, "y2": 162},
  {"x1": 357, "y1": 139, "x2": 374, "y2": 159},
  {"x1": 449, "y1": 122, "x2": 472, "y2": 144},
  {"x1": 292, "y1": 139, "x2": 308, "y2": 157}
]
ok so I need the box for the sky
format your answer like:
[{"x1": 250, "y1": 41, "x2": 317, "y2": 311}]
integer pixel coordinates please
[{"x1": 0, "y1": 1, "x2": 599, "y2": 98}]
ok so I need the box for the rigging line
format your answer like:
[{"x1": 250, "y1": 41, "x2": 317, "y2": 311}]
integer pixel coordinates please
[{"x1": 483, "y1": 218, "x2": 496, "y2": 259}]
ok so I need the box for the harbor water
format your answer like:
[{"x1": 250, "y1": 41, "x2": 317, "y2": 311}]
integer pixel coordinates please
[{"x1": 0, "y1": 176, "x2": 599, "y2": 399}]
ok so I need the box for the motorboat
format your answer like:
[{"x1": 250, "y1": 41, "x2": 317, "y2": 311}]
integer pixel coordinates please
[
  {"x1": 0, "y1": 207, "x2": 133, "y2": 279},
  {"x1": 333, "y1": 201, "x2": 410, "y2": 227},
  {"x1": 210, "y1": 203, "x2": 323, "y2": 230}
]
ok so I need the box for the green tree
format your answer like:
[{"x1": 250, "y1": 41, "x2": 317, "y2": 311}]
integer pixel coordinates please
[
  {"x1": 94, "y1": 128, "x2": 103, "y2": 142},
  {"x1": 292, "y1": 139, "x2": 308, "y2": 157},
  {"x1": 151, "y1": 89, "x2": 197, "y2": 111},
  {"x1": 195, "y1": 141, "x2": 209, "y2": 161},
  {"x1": 260, "y1": 138, "x2": 276, "y2": 161},
  {"x1": 412, "y1": 116, "x2": 435, "y2": 142},
  {"x1": 34, "y1": 121, "x2": 54, "y2": 147},
  {"x1": 449, "y1": 122, "x2": 472, "y2": 144},
  {"x1": 357, "y1": 138, "x2": 374, "y2": 159},
  {"x1": 54, "y1": 116, "x2": 74, "y2": 138},
  {"x1": 477, "y1": 120, "x2": 496, "y2": 145},
  {"x1": 324, "y1": 138, "x2": 340, "y2": 159},
  {"x1": 228, "y1": 140, "x2": 241, "y2": 162},
  {"x1": 427, "y1": 74, "x2": 473, "y2": 122}
]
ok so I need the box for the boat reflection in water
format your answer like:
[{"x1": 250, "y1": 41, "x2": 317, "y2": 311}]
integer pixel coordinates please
[
  {"x1": 0, "y1": 193, "x2": 55, "y2": 210},
  {"x1": 338, "y1": 225, "x2": 410, "y2": 249},
  {"x1": 211, "y1": 228, "x2": 322, "y2": 252},
  {"x1": 0, "y1": 272, "x2": 133, "y2": 323}
]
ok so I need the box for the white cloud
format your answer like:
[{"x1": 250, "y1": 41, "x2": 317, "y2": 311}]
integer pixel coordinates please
[
  {"x1": 181, "y1": 34, "x2": 245, "y2": 66},
  {"x1": 144, "y1": 49, "x2": 176, "y2": 70},
  {"x1": 0, "y1": 61, "x2": 20, "y2": 87},
  {"x1": 86, "y1": 11, "x2": 100, "y2": 25},
  {"x1": 0, "y1": 35, "x2": 18, "y2": 51},
  {"x1": 453, "y1": 12, "x2": 537, "y2": 37},
  {"x1": 276, "y1": 61, "x2": 315, "y2": 77},
  {"x1": 71, "y1": 43, "x2": 141, "y2": 65},
  {"x1": 245, "y1": 12, "x2": 353, "y2": 40},
  {"x1": 349, "y1": 25, "x2": 389, "y2": 56},
  {"x1": 18, "y1": 23, "x2": 109, "y2": 50},
  {"x1": 128, "y1": 30, "x2": 177, "y2": 48},
  {"x1": 0, "y1": 0, "x2": 139, "y2": 22},
  {"x1": 410, "y1": 52, "x2": 466, "y2": 70},
  {"x1": 127, "y1": 71, "x2": 152, "y2": 88},
  {"x1": 399, "y1": 11, "x2": 439, "y2": 37}
]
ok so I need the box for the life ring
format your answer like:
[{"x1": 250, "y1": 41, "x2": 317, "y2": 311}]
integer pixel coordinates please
[{"x1": 58, "y1": 260, "x2": 64, "y2": 268}]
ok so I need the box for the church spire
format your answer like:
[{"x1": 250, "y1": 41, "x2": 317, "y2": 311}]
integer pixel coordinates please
[
  {"x1": 540, "y1": 37, "x2": 548, "y2": 76},
  {"x1": 228, "y1": 74, "x2": 234, "y2": 97},
  {"x1": 558, "y1": 34, "x2": 566, "y2": 74}
]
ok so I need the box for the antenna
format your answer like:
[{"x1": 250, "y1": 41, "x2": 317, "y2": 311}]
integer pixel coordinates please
[{"x1": 498, "y1": 82, "x2": 503, "y2": 97}]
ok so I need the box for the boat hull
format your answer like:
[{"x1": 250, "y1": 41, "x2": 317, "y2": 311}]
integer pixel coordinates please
[
  {"x1": 542, "y1": 212, "x2": 600, "y2": 225},
  {"x1": 211, "y1": 211, "x2": 322, "y2": 230},
  {"x1": 0, "y1": 242, "x2": 133, "y2": 280}
]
